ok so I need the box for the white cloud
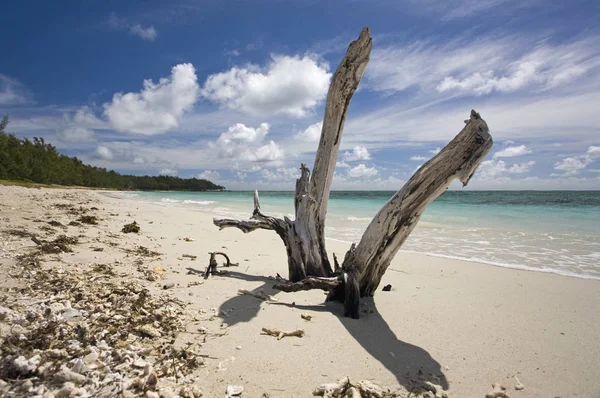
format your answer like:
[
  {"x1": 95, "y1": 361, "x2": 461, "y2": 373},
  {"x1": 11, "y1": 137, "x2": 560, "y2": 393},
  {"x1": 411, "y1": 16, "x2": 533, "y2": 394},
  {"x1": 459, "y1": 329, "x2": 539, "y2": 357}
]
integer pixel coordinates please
[
  {"x1": 367, "y1": 34, "x2": 600, "y2": 97},
  {"x1": 198, "y1": 170, "x2": 220, "y2": 181},
  {"x1": 436, "y1": 62, "x2": 538, "y2": 95},
  {"x1": 57, "y1": 127, "x2": 95, "y2": 142},
  {"x1": 429, "y1": 147, "x2": 441, "y2": 155},
  {"x1": 109, "y1": 14, "x2": 158, "y2": 41},
  {"x1": 295, "y1": 121, "x2": 322, "y2": 142},
  {"x1": 95, "y1": 146, "x2": 114, "y2": 161},
  {"x1": 0, "y1": 74, "x2": 32, "y2": 105},
  {"x1": 554, "y1": 146, "x2": 600, "y2": 176},
  {"x1": 587, "y1": 146, "x2": 600, "y2": 158},
  {"x1": 159, "y1": 168, "x2": 177, "y2": 176},
  {"x1": 476, "y1": 159, "x2": 535, "y2": 179},
  {"x1": 410, "y1": 0, "x2": 540, "y2": 20},
  {"x1": 104, "y1": 63, "x2": 199, "y2": 135},
  {"x1": 236, "y1": 171, "x2": 247, "y2": 180},
  {"x1": 261, "y1": 167, "x2": 300, "y2": 181},
  {"x1": 218, "y1": 122, "x2": 269, "y2": 145},
  {"x1": 343, "y1": 145, "x2": 371, "y2": 161},
  {"x1": 493, "y1": 144, "x2": 532, "y2": 158},
  {"x1": 336, "y1": 161, "x2": 351, "y2": 168},
  {"x1": 348, "y1": 164, "x2": 378, "y2": 178},
  {"x1": 410, "y1": 155, "x2": 428, "y2": 161},
  {"x1": 130, "y1": 24, "x2": 158, "y2": 41},
  {"x1": 207, "y1": 123, "x2": 285, "y2": 165},
  {"x1": 201, "y1": 55, "x2": 331, "y2": 117}
]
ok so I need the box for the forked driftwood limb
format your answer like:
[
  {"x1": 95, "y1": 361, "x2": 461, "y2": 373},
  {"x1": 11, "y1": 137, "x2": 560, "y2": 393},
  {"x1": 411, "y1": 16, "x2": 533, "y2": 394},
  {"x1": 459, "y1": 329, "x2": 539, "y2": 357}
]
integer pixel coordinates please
[
  {"x1": 261, "y1": 327, "x2": 305, "y2": 340},
  {"x1": 212, "y1": 27, "x2": 493, "y2": 319}
]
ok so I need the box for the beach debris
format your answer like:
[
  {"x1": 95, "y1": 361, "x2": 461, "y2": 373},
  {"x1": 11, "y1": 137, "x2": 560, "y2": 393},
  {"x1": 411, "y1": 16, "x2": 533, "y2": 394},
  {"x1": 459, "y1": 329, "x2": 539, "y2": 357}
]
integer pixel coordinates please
[
  {"x1": 301, "y1": 313, "x2": 313, "y2": 321},
  {"x1": 261, "y1": 327, "x2": 304, "y2": 340},
  {"x1": 238, "y1": 289, "x2": 278, "y2": 302},
  {"x1": 122, "y1": 221, "x2": 140, "y2": 233},
  {"x1": 204, "y1": 252, "x2": 238, "y2": 279},
  {"x1": 187, "y1": 281, "x2": 204, "y2": 287},
  {"x1": 163, "y1": 282, "x2": 175, "y2": 290},
  {"x1": 313, "y1": 377, "x2": 402, "y2": 397},
  {"x1": 182, "y1": 254, "x2": 197, "y2": 260},
  {"x1": 3, "y1": 228, "x2": 31, "y2": 238},
  {"x1": 47, "y1": 220, "x2": 64, "y2": 227},
  {"x1": 485, "y1": 383, "x2": 510, "y2": 398},
  {"x1": 78, "y1": 215, "x2": 98, "y2": 224},
  {"x1": 514, "y1": 377, "x2": 524, "y2": 391},
  {"x1": 0, "y1": 238, "x2": 203, "y2": 397},
  {"x1": 226, "y1": 385, "x2": 244, "y2": 397},
  {"x1": 382, "y1": 284, "x2": 392, "y2": 292},
  {"x1": 183, "y1": 237, "x2": 195, "y2": 242},
  {"x1": 31, "y1": 234, "x2": 78, "y2": 254},
  {"x1": 423, "y1": 381, "x2": 448, "y2": 398},
  {"x1": 68, "y1": 220, "x2": 81, "y2": 226}
]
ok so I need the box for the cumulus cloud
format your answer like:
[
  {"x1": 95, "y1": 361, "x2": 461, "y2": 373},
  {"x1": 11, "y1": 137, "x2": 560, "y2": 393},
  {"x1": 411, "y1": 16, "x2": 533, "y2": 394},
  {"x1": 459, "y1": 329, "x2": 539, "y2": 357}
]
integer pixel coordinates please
[
  {"x1": 476, "y1": 159, "x2": 535, "y2": 179},
  {"x1": 343, "y1": 145, "x2": 371, "y2": 161},
  {"x1": 95, "y1": 146, "x2": 114, "y2": 161},
  {"x1": 336, "y1": 161, "x2": 350, "y2": 168},
  {"x1": 348, "y1": 164, "x2": 378, "y2": 179},
  {"x1": 198, "y1": 170, "x2": 220, "y2": 181},
  {"x1": 57, "y1": 127, "x2": 95, "y2": 142},
  {"x1": 261, "y1": 167, "x2": 300, "y2": 181},
  {"x1": 159, "y1": 168, "x2": 177, "y2": 176},
  {"x1": 103, "y1": 63, "x2": 199, "y2": 135},
  {"x1": 210, "y1": 123, "x2": 285, "y2": 164},
  {"x1": 201, "y1": 55, "x2": 331, "y2": 117},
  {"x1": 493, "y1": 144, "x2": 532, "y2": 158},
  {"x1": 295, "y1": 121, "x2": 322, "y2": 142},
  {"x1": 410, "y1": 155, "x2": 428, "y2": 161},
  {"x1": 554, "y1": 146, "x2": 600, "y2": 176}
]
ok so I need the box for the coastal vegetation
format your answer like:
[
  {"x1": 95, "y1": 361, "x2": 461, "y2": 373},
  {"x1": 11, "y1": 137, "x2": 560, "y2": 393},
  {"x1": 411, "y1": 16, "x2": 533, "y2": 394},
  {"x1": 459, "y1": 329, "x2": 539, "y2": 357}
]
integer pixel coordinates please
[{"x1": 0, "y1": 116, "x2": 224, "y2": 191}]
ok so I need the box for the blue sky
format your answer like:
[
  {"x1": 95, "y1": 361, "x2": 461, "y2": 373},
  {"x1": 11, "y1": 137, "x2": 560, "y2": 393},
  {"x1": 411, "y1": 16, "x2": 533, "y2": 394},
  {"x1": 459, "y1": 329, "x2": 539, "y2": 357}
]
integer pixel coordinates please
[{"x1": 2, "y1": 0, "x2": 600, "y2": 190}]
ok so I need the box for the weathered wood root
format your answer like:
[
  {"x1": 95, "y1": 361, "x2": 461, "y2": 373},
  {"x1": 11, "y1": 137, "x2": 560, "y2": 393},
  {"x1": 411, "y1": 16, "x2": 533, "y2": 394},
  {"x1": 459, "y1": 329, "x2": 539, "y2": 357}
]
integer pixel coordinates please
[
  {"x1": 238, "y1": 289, "x2": 278, "y2": 302},
  {"x1": 261, "y1": 327, "x2": 305, "y2": 340},
  {"x1": 273, "y1": 276, "x2": 341, "y2": 292}
]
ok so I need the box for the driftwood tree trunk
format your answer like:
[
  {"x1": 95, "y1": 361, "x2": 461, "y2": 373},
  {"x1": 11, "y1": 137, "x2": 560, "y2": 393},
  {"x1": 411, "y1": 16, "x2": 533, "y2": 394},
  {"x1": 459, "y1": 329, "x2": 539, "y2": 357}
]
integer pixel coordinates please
[
  {"x1": 213, "y1": 27, "x2": 493, "y2": 318},
  {"x1": 214, "y1": 27, "x2": 372, "y2": 282}
]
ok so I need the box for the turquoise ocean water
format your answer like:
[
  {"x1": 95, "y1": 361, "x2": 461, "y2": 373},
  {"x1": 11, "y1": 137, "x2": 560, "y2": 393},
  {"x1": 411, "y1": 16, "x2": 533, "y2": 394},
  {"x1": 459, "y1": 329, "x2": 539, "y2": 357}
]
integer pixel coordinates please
[{"x1": 112, "y1": 190, "x2": 600, "y2": 280}]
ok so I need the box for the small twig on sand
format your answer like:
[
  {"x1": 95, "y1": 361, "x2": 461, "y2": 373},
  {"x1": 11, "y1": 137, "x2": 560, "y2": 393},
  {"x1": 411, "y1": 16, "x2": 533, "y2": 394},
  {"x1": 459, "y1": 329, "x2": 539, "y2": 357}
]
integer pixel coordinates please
[
  {"x1": 261, "y1": 327, "x2": 305, "y2": 340},
  {"x1": 238, "y1": 289, "x2": 278, "y2": 302},
  {"x1": 301, "y1": 313, "x2": 313, "y2": 321}
]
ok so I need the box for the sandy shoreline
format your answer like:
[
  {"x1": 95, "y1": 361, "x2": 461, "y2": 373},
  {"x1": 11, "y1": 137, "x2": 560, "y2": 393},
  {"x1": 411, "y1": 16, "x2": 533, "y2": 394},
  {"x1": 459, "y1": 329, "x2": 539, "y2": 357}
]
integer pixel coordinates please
[{"x1": 1, "y1": 185, "x2": 599, "y2": 397}]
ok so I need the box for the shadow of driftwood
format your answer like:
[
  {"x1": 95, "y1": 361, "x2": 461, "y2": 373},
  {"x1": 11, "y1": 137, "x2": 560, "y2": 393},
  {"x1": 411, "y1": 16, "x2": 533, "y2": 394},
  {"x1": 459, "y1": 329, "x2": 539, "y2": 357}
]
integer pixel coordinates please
[
  {"x1": 271, "y1": 298, "x2": 449, "y2": 391},
  {"x1": 186, "y1": 268, "x2": 281, "y2": 327},
  {"x1": 198, "y1": 267, "x2": 448, "y2": 391}
]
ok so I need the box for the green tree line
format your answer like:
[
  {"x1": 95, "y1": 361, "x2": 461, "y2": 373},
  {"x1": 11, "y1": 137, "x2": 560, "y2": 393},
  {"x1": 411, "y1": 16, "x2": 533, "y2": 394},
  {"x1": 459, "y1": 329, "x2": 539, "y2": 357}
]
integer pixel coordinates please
[{"x1": 0, "y1": 116, "x2": 225, "y2": 191}]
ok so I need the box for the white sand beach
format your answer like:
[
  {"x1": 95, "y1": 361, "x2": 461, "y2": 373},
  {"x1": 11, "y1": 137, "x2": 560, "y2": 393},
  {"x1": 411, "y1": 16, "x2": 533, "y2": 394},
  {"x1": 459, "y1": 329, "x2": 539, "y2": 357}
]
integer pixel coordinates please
[{"x1": 1, "y1": 185, "x2": 599, "y2": 397}]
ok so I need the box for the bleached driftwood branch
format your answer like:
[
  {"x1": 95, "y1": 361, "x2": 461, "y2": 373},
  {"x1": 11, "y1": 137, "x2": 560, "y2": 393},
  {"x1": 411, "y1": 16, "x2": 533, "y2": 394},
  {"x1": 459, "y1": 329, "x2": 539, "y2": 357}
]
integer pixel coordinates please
[
  {"x1": 212, "y1": 26, "x2": 493, "y2": 319},
  {"x1": 213, "y1": 28, "x2": 373, "y2": 283}
]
